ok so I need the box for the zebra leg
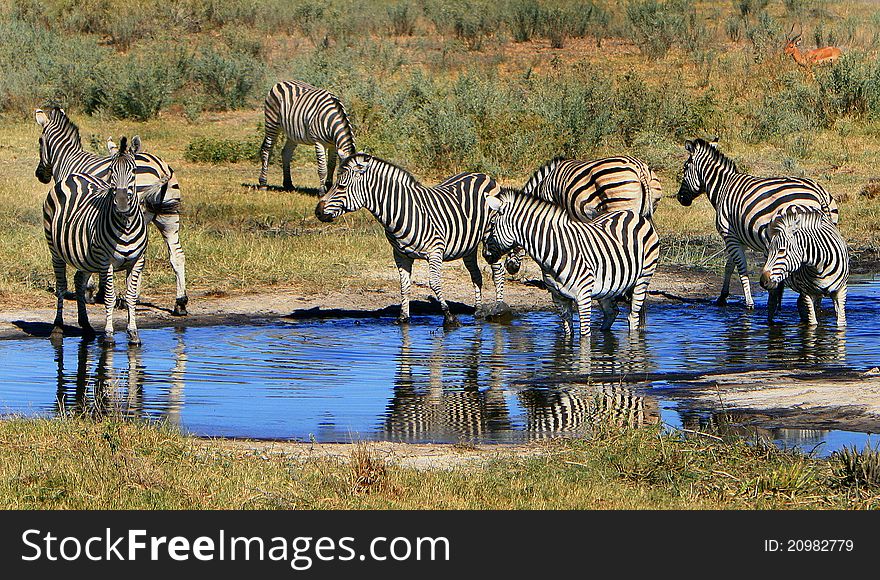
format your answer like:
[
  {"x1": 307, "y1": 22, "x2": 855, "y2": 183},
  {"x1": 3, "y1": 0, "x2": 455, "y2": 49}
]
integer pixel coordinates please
[
  {"x1": 73, "y1": 270, "x2": 94, "y2": 337},
  {"x1": 575, "y1": 294, "x2": 593, "y2": 338},
  {"x1": 489, "y1": 261, "x2": 509, "y2": 315},
  {"x1": 314, "y1": 143, "x2": 329, "y2": 195},
  {"x1": 832, "y1": 286, "x2": 847, "y2": 327},
  {"x1": 550, "y1": 291, "x2": 573, "y2": 338},
  {"x1": 101, "y1": 268, "x2": 116, "y2": 344},
  {"x1": 800, "y1": 293, "x2": 820, "y2": 326},
  {"x1": 462, "y1": 252, "x2": 484, "y2": 318},
  {"x1": 125, "y1": 256, "x2": 146, "y2": 346},
  {"x1": 599, "y1": 298, "x2": 619, "y2": 331},
  {"x1": 393, "y1": 251, "x2": 414, "y2": 324},
  {"x1": 428, "y1": 254, "x2": 459, "y2": 328},
  {"x1": 767, "y1": 283, "x2": 784, "y2": 324},
  {"x1": 153, "y1": 214, "x2": 188, "y2": 316},
  {"x1": 51, "y1": 256, "x2": 67, "y2": 340},
  {"x1": 628, "y1": 275, "x2": 652, "y2": 330},
  {"x1": 717, "y1": 255, "x2": 735, "y2": 306},
  {"x1": 258, "y1": 119, "x2": 280, "y2": 190},
  {"x1": 281, "y1": 140, "x2": 296, "y2": 191},
  {"x1": 325, "y1": 145, "x2": 338, "y2": 192},
  {"x1": 727, "y1": 241, "x2": 754, "y2": 309}
]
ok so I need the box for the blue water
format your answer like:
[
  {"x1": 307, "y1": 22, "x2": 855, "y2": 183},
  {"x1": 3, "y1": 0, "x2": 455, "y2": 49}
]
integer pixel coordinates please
[{"x1": 1, "y1": 279, "x2": 879, "y2": 456}]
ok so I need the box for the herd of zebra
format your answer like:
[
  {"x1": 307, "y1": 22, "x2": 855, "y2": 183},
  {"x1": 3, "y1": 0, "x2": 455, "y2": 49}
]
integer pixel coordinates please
[{"x1": 33, "y1": 78, "x2": 850, "y2": 345}]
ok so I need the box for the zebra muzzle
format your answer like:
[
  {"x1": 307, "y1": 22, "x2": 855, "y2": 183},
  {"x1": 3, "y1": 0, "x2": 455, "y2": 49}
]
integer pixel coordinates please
[
  {"x1": 314, "y1": 200, "x2": 334, "y2": 222},
  {"x1": 759, "y1": 270, "x2": 777, "y2": 290}
]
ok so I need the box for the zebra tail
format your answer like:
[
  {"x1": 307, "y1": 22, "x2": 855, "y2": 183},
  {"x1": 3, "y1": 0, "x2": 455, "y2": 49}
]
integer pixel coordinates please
[
  {"x1": 637, "y1": 166, "x2": 655, "y2": 221},
  {"x1": 141, "y1": 175, "x2": 179, "y2": 215}
]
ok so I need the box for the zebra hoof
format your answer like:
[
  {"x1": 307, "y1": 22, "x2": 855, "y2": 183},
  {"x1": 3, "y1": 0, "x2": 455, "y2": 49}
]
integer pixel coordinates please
[
  {"x1": 715, "y1": 296, "x2": 728, "y2": 307},
  {"x1": 173, "y1": 296, "x2": 189, "y2": 317},
  {"x1": 282, "y1": 182, "x2": 294, "y2": 192},
  {"x1": 443, "y1": 314, "x2": 461, "y2": 329},
  {"x1": 257, "y1": 184, "x2": 268, "y2": 192},
  {"x1": 50, "y1": 325, "x2": 64, "y2": 341},
  {"x1": 128, "y1": 331, "x2": 141, "y2": 346},
  {"x1": 485, "y1": 302, "x2": 513, "y2": 323},
  {"x1": 80, "y1": 323, "x2": 96, "y2": 338},
  {"x1": 103, "y1": 333, "x2": 115, "y2": 346},
  {"x1": 395, "y1": 315, "x2": 411, "y2": 325}
]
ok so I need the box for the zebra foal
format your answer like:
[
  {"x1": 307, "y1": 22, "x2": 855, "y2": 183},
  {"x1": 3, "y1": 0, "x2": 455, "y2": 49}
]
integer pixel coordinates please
[
  {"x1": 677, "y1": 138, "x2": 838, "y2": 309},
  {"x1": 314, "y1": 153, "x2": 506, "y2": 326},
  {"x1": 258, "y1": 80, "x2": 356, "y2": 193},
  {"x1": 760, "y1": 206, "x2": 848, "y2": 327},
  {"x1": 34, "y1": 107, "x2": 188, "y2": 315},
  {"x1": 44, "y1": 137, "x2": 159, "y2": 345},
  {"x1": 483, "y1": 189, "x2": 660, "y2": 338},
  {"x1": 505, "y1": 155, "x2": 662, "y2": 275}
]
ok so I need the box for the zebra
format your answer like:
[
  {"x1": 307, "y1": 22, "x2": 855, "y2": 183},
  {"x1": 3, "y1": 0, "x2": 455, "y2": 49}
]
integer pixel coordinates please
[
  {"x1": 314, "y1": 153, "x2": 507, "y2": 326},
  {"x1": 34, "y1": 107, "x2": 188, "y2": 316},
  {"x1": 258, "y1": 80, "x2": 357, "y2": 193},
  {"x1": 676, "y1": 138, "x2": 838, "y2": 309},
  {"x1": 483, "y1": 188, "x2": 660, "y2": 337},
  {"x1": 504, "y1": 155, "x2": 663, "y2": 275},
  {"x1": 759, "y1": 206, "x2": 848, "y2": 326},
  {"x1": 43, "y1": 136, "x2": 159, "y2": 345}
]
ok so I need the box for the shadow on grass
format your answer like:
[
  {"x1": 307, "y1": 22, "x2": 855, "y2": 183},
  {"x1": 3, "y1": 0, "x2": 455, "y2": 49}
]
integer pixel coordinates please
[{"x1": 240, "y1": 183, "x2": 321, "y2": 196}]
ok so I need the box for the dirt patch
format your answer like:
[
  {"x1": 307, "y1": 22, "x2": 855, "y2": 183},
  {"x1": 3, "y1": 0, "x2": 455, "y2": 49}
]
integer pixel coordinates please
[
  {"x1": 0, "y1": 264, "x2": 723, "y2": 340},
  {"x1": 206, "y1": 439, "x2": 553, "y2": 471}
]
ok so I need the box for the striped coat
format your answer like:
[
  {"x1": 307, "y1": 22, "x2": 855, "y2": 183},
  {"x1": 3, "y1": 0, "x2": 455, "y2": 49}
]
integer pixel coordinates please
[
  {"x1": 315, "y1": 153, "x2": 505, "y2": 325},
  {"x1": 760, "y1": 206, "x2": 848, "y2": 326},
  {"x1": 484, "y1": 188, "x2": 660, "y2": 337},
  {"x1": 677, "y1": 138, "x2": 838, "y2": 309},
  {"x1": 258, "y1": 79, "x2": 356, "y2": 193}
]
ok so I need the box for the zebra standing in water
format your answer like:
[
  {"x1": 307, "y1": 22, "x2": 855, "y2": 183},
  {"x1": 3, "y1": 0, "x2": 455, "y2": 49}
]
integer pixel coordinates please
[
  {"x1": 258, "y1": 80, "x2": 356, "y2": 193},
  {"x1": 483, "y1": 189, "x2": 660, "y2": 337},
  {"x1": 44, "y1": 137, "x2": 159, "y2": 345},
  {"x1": 314, "y1": 153, "x2": 506, "y2": 326},
  {"x1": 505, "y1": 155, "x2": 663, "y2": 275},
  {"x1": 34, "y1": 107, "x2": 188, "y2": 316},
  {"x1": 760, "y1": 206, "x2": 848, "y2": 326},
  {"x1": 677, "y1": 138, "x2": 838, "y2": 310}
]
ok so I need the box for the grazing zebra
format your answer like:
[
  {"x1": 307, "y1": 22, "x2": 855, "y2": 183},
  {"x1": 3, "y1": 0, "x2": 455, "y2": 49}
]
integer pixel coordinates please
[
  {"x1": 760, "y1": 206, "x2": 848, "y2": 326},
  {"x1": 483, "y1": 189, "x2": 660, "y2": 337},
  {"x1": 676, "y1": 138, "x2": 838, "y2": 309},
  {"x1": 44, "y1": 136, "x2": 159, "y2": 345},
  {"x1": 258, "y1": 80, "x2": 356, "y2": 193},
  {"x1": 315, "y1": 153, "x2": 506, "y2": 326},
  {"x1": 505, "y1": 155, "x2": 662, "y2": 275},
  {"x1": 34, "y1": 107, "x2": 188, "y2": 316}
]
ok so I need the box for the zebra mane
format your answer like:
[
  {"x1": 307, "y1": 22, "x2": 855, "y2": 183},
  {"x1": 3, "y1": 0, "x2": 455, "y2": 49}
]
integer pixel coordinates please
[
  {"x1": 522, "y1": 156, "x2": 564, "y2": 194},
  {"x1": 46, "y1": 107, "x2": 83, "y2": 150},
  {"x1": 362, "y1": 155, "x2": 420, "y2": 187},
  {"x1": 692, "y1": 138, "x2": 738, "y2": 173},
  {"x1": 772, "y1": 205, "x2": 829, "y2": 233}
]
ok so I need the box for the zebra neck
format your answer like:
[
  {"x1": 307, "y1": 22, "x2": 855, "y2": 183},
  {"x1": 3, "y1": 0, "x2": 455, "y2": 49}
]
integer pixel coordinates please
[
  {"x1": 507, "y1": 198, "x2": 567, "y2": 267},
  {"x1": 360, "y1": 170, "x2": 421, "y2": 227},
  {"x1": 702, "y1": 164, "x2": 738, "y2": 206},
  {"x1": 54, "y1": 149, "x2": 102, "y2": 182}
]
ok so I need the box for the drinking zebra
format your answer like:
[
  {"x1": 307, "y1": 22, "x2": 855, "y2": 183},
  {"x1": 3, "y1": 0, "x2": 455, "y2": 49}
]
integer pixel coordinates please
[
  {"x1": 44, "y1": 136, "x2": 159, "y2": 345},
  {"x1": 483, "y1": 189, "x2": 660, "y2": 337},
  {"x1": 760, "y1": 206, "x2": 848, "y2": 326},
  {"x1": 676, "y1": 138, "x2": 838, "y2": 309},
  {"x1": 34, "y1": 107, "x2": 188, "y2": 316},
  {"x1": 258, "y1": 80, "x2": 356, "y2": 193},
  {"x1": 314, "y1": 153, "x2": 506, "y2": 326},
  {"x1": 505, "y1": 155, "x2": 662, "y2": 275}
]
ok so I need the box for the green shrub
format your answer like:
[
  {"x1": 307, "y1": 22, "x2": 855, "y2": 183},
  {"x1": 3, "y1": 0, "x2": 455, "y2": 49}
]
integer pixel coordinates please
[
  {"x1": 508, "y1": 0, "x2": 541, "y2": 42},
  {"x1": 625, "y1": 0, "x2": 702, "y2": 60},
  {"x1": 191, "y1": 46, "x2": 263, "y2": 111},
  {"x1": 387, "y1": 1, "x2": 417, "y2": 36},
  {"x1": 184, "y1": 135, "x2": 261, "y2": 164}
]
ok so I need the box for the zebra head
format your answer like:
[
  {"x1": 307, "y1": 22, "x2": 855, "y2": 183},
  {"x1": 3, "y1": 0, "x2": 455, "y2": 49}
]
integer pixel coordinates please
[
  {"x1": 760, "y1": 207, "x2": 807, "y2": 290},
  {"x1": 34, "y1": 108, "x2": 67, "y2": 184},
  {"x1": 677, "y1": 138, "x2": 724, "y2": 206},
  {"x1": 107, "y1": 136, "x2": 141, "y2": 214},
  {"x1": 314, "y1": 153, "x2": 372, "y2": 222},
  {"x1": 482, "y1": 193, "x2": 515, "y2": 265}
]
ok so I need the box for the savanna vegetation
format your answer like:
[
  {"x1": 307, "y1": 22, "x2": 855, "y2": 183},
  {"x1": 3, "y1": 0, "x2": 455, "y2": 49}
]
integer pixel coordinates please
[
  {"x1": 1, "y1": 0, "x2": 880, "y2": 305},
  {"x1": 2, "y1": 416, "x2": 879, "y2": 509}
]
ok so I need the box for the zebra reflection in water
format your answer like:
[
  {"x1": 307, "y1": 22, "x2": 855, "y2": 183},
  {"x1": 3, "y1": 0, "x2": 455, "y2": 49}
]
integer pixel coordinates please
[
  {"x1": 51, "y1": 330, "x2": 187, "y2": 422},
  {"x1": 382, "y1": 324, "x2": 659, "y2": 442}
]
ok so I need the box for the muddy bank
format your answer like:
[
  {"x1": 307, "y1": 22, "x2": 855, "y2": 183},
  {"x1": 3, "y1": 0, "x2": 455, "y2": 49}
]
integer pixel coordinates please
[
  {"x1": 0, "y1": 264, "x2": 722, "y2": 340},
  {"x1": 664, "y1": 368, "x2": 880, "y2": 434}
]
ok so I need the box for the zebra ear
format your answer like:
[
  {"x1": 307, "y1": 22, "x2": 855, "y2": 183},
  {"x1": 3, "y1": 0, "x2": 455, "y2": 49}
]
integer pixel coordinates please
[
  {"x1": 130, "y1": 135, "x2": 142, "y2": 154},
  {"x1": 486, "y1": 195, "x2": 504, "y2": 213},
  {"x1": 35, "y1": 109, "x2": 49, "y2": 127},
  {"x1": 106, "y1": 137, "x2": 118, "y2": 154},
  {"x1": 684, "y1": 140, "x2": 695, "y2": 153},
  {"x1": 709, "y1": 136, "x2": 719, "y2": 148}
]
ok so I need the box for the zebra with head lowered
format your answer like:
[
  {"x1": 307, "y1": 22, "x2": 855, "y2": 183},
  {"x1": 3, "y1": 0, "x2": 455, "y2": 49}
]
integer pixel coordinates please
[
  {"x1": 677, "y1": 138, "x2": 838, "y2": 311},
  {"x1": 314, "y1": 153, "x2": 506, "y2": 326},
  {"x1": 504, "y1": 155, "x2": 663, "y2": 275},
  {"x1": 760, "y1": 206, "x2": 849, "y2": 326},
  {"x1": 44, "y1": 137, "x2": 160, "y2": 345},
  {"x1": 483, "y1": 188, "x2": 660, "y2": 338},
  {"x1": 34, "y1": 107, "x2": 188, "y2": 316},
  {"x1": 258, "y1": 80, "x2": 356, "y2": 193}
]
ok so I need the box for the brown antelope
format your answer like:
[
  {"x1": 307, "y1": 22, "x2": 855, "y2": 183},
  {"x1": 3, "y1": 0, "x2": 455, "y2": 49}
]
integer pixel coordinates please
[{"x1": 784, "y1": 31, "x2": 842, "y2": 69}]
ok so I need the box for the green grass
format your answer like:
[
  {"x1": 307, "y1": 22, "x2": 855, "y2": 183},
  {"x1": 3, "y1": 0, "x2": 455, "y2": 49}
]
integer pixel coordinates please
[{"x1": 1, "y1": 417, "x2": 878, "y2": 509}]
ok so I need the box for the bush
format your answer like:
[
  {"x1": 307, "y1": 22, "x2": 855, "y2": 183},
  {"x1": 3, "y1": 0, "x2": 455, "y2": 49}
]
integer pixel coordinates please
[
  {"x1": 184, "y1": 135, "x2": 261, "y2": 164},
  {"x1": 508, "y1": 0, "x2": 541, "y2": 42},
  {"x1": 625, "y1": 0, "x2": 702, "y2": 60},
  {"x1": 191, "y1": 46, "x2": 263, "y2": 111},
  {"x1": 424, "y1": 0, "x2": 499, "y2": 51},
  {"x1": 387, "y1": 2, "x2": 417, "y2": 36}
]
